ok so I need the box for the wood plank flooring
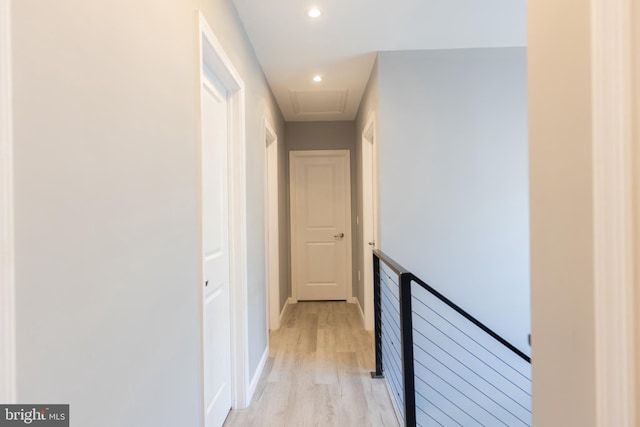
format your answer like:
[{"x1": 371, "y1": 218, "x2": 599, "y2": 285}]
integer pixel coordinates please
[{"x1": 224, "y1": 301, "x2": 400, "y2": 427}]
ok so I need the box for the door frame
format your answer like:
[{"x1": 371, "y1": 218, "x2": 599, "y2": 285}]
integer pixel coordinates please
[
  {"x1": 264, "y1": 119, "x2": 280, "y2": 330},
  {"x1": 361, "y1": 112, "x2": 379, "y2": 331},
  {"x1": 197, "y1": 12, "x2": 250, "y2": 412},
  {"x1": 289, "y1": 149, "x2": 353, "y2": 302},
  {"x1": 590, "y1": 0, "x2": 637, "y2": 424},
  {"x1": 0, "y1": 0, "x2": 15, "y2": 405},
  {"x1": 635, "y1": 0, "x2": 640, "y2": 420}
]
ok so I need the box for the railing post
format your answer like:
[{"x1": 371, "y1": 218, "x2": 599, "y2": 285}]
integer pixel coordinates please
[
  {"x1": 371, "y1": 253, "x2": 384, "y2": 379},
  {"x1": 399, "y1": 273, "x2": 416, "y2": 427}
]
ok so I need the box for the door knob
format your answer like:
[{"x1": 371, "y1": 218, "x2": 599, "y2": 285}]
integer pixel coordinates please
[
  {"x1": 334, "y1": 233, "x2": 344, "y2": 238},
  {"x1": 368, "y1": 241, "x2": 375, "y2": 246}
]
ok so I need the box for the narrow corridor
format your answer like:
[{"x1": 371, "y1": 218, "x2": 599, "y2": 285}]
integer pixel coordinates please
[{"x1": 224, "y1": 301, "x2": 400, "y2": 426}]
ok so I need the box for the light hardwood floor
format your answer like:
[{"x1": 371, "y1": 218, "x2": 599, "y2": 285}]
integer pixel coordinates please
[{"x1": 224, "y1": 301, "x2": 400, "y2": 427}]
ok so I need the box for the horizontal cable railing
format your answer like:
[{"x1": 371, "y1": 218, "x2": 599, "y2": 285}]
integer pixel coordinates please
[
  {"x1": 378, "y1": 259, "x2": 406, "y2": 416},
  {"x1": 372, "y1": 250, "x2": 532, "y2": 427}
]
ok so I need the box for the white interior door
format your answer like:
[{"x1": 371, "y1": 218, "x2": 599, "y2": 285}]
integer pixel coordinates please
[
  {"x1": 290, "y1": 150, "x2": 352, "y2": 301},
  {"x1": 201, "y1": 75, "x2": 232, "y2": 427}
]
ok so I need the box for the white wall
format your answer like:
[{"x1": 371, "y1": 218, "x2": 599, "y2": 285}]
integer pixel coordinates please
[
  {"x1": 530, "y1": 1, "x2": 640, "y2": 424},
  {"x1": 375, "y1": 48, "x2": 530, "y2": 353},
  {"x1": 11, "y1": 0, "x2": 283, "y2": 425},
  {"x1": 528, "y1": 1, "x2": 596, "y2": 425},
  {"x1": 284, "y1": 121, "x2": 357, "y2": 301}
]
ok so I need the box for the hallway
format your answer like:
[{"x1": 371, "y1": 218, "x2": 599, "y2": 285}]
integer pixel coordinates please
[{"x1": 224, "y1": 302, "x2": 399, "y2": 427}]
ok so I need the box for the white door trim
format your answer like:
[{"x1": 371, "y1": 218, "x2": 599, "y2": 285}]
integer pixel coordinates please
[
  {"x1": 590, "y1": 0, "x2": 636, "y2": 425},
  {"x1": 264, "y1": 119, "x2": 280, "y2": 330},
  {"x1": 0, "y1": 0, "x2": 16, "y2": 405},
  {"x1": 635, "y1": 1, "x2": 640, "y2": 422},
  {"x1": 361, "y1": 112, "x2": 379, "y2": 331},
  {"x1": 197, "y1": 12, "x2": 250, "y2": 413},
  {"x1": 289, "y1": 149, "x2": 353, "y2": 302}
]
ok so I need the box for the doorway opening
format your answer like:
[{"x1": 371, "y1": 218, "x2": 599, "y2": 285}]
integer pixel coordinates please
[
  {"x1": 264, "y1": 119, "x2": 280, "y2": 330},
  {"x1": 361, "y1": 113, "x2": 379, "y2": 331},
  {"x1": 197, "y1": 12, "x2": 250, "y2": 424}
]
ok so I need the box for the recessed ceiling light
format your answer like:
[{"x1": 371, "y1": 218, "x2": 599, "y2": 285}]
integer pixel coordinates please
[
  {"x1": 313, "y1": 75, "x2": 322, "y2": 82},
  {"x1": 308, "y1": 8, "x2": 321, "y2": 18}
]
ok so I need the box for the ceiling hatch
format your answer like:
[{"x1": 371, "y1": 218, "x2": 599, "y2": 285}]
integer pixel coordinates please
[{"x1": 290, "y1": 89, "x2": 348, "y2": 115}]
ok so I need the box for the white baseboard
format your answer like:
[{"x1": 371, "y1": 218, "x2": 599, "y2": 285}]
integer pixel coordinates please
[
  {"x1": 349, "y1": 297, "x2": 366, "y2": 327},
  {"x1": 276, "y1": 298, "x2": 294, "y2": 327},
  {"x1": 246, "y1": 346, "x2": 269, "y2": 405},
  {"x1": 383, "y1": 376, "x2": 404, "y2": 425}
]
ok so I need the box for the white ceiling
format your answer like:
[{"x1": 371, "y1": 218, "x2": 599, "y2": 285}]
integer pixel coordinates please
[{"x1": 231, "y1": 0, "x2": 527, "y2": 122}]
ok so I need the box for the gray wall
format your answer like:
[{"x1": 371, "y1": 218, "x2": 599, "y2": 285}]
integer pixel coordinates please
[
  {"x1": 374, "y1": 48, "x2": 530, "y2": 353},
  {"x1": 354, "y1": 58, "x2": 379, "y2": 316},
  {"x1": 277, "y1": 131, "x2": 289, "y2": 314},
  {"x1": 284, "y1": 121, "x2": 358, "y2": 301},
  {"x1": 11, "y1": 0, "x2": 283, "y2": 425}
]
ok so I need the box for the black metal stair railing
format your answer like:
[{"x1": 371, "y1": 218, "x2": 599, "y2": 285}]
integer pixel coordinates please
[{"x1": 372, "y1": 250, "x2": 532, "y2": 427}]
